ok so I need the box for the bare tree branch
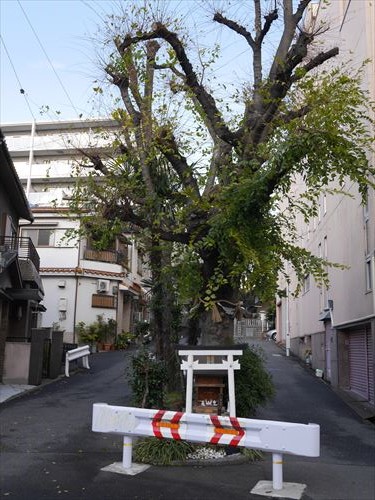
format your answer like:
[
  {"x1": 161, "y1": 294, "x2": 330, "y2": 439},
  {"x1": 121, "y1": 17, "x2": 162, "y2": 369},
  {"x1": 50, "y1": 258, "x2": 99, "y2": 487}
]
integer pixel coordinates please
[
  {"x1": 106, "y1": 60, "x2": 156, "y2": 196},
  {"x1": 280, "y1": 105, "x2": 310, "y2": 124},
  {"x1": 213, "y1": 12, "x2": 255, "y2": 48},
  {"x1": 76, "y1": 149, "x2": 109, "y2": 175},
  {"x1": 156, "y1": 127, "x2": 201, "y2": 199},
  {"x1": 257, "y1": 7, "x2": 279, "y2": 45},
  {"x1": 294, "y1": 0, "x2": 313, "y2": 23},
  {"x1": 117, "y1": 23, "x2": 237, "y2": 146},
  {"x1": 106, "y1": 66, "x2": 141, "y2": 126},
  {"x1": 268, "y1": 0, "x2": 308, "y2": 81},
  {"x1": 291, "y1": 47, "x2": 339, "y2": 83}
]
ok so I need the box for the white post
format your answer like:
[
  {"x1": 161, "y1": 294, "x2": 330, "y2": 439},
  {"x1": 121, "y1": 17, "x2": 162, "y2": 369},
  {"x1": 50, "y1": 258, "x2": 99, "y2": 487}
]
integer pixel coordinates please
[
  {"x1": 185, "y1": 354, "x2": 194, "y2": 413},
  {"x1": 227, "y1": 354, "x2": 236, "y2": 417},
  {"x1": 122, "y1": 436, "x2": 133, "y2": 469},
  {"x1": 272, "y1": 452, "x2": 283, "y2": 490},
  {"x1": 286, "y1": 283, "x2": 290, "y2": 357},
  {"x1": 26, "y1": 119, "x2": 36, "y2": 199}
]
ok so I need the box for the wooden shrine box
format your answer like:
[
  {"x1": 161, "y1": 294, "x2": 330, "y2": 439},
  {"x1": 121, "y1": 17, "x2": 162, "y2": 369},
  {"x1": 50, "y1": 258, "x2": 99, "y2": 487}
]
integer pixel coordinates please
[{"x1": 193, "y1": 374, "x2": 225, "y2": 415}]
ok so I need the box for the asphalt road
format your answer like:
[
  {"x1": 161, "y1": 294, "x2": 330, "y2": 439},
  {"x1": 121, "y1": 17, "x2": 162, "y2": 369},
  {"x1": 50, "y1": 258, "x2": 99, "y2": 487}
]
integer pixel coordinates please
[{"x1": 0, "y1": 341, "x2": 374, "y2": 500}]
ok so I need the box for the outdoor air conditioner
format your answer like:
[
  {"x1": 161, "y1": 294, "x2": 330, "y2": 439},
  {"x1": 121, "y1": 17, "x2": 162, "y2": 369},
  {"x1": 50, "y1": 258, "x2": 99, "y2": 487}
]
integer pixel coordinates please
[{"x1": 97, "y1": 279, "x2": 110, "y2": 293}]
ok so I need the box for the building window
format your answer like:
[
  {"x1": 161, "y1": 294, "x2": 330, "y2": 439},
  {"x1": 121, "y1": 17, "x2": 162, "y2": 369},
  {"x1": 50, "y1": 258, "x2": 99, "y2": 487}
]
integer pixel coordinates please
[
  {"x1": 363, "y1": 189, "x2": 372, "y2": 291},
  {"x1": 92, "y1": 294, "x2": 116, "y2": 309},
  {"x1": 365, "y1": 259, "x2": 373, "y2": 292},
  {"x1": 303, "y1": 274, "x2": 310, "y2": 294},
  {"x1": 322, "y1": 193, "x2": 327, "y2": 215},
  {"x1": 321, "y1": 237, "x2": 328, "y2": 310},
  {"x1": 22, "y1": 228, "x2": 55, "y2": 247}
]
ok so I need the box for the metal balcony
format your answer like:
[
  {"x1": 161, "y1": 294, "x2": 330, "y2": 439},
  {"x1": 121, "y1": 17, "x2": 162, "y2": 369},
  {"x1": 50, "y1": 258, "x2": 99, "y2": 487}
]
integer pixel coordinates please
[{"x1": 0, "y1": 236, "x2": 40, "y2": 272}]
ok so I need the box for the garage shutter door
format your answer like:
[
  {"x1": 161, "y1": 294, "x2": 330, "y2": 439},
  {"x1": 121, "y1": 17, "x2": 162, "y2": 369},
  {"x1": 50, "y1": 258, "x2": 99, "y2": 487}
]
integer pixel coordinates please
[
  {"x1": 349, "y1": 328, "x2": 373, "y2": 403},
  {"x1": 367, "y1": 331, "x2": 374, "y2": 404},
  {"x1": 349, "y1": 330, "x2": 368, "y2": 399}
]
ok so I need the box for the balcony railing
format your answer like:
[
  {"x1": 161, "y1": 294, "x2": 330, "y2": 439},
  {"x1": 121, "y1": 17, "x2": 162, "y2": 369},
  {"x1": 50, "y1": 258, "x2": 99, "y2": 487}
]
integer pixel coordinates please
[
  {"x1": 0, "y1": 236, "x2": 40, "y2": 271},
  {"x1": 84, "y1": 248, "x2": 118, "y2": 264},
  {"x1": 83, "y1": 248, "x2": 129, "y2": 268}
]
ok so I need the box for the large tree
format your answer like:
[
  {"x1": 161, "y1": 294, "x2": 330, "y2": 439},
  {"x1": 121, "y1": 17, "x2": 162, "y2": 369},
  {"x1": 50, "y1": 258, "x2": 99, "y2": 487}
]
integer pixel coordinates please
[{"x1": 72, "y1": 0, "x2": 374, "y2": 351}]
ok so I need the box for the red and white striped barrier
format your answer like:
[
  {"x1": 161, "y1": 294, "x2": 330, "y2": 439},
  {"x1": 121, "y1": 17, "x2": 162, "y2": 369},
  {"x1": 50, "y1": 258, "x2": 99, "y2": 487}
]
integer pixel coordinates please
[{"x1": 92, "y1": 403, "x2": 320, "y2": 491}]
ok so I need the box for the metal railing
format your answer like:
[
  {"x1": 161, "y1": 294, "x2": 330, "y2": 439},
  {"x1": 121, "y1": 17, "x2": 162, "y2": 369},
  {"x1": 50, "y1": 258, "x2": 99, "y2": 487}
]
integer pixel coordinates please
[{"x1": 0, "y1": 236, "x2": 40, "y2": 271}]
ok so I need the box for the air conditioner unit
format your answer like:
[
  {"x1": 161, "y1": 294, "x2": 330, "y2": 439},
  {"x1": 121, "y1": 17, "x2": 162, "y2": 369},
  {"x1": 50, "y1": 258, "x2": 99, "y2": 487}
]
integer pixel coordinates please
[{"x1": 97, "y1": 279, "x2": 110, "y2": 293}]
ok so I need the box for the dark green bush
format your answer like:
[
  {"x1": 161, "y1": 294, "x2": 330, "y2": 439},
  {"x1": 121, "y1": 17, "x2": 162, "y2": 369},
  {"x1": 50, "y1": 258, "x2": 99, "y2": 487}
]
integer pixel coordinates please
[
  {"x1": 234, "y1": 345, "x2": 275, "y2": 417},
  {"x1": 133, "y1": 437, "x2": 194, "y2": 465},
  {"x1": 129, "y1": 348, "x2": 167, "y2": 408}
]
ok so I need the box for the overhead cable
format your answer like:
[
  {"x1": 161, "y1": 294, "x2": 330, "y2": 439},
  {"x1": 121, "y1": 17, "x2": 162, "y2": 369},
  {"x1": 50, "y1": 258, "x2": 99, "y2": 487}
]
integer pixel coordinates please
[
  {"x1": 17, "y1": 0, "x2": 81, "y2": 118},
  {"x1": 0, "y1": 34, "x2": 36, "y2": 120}
]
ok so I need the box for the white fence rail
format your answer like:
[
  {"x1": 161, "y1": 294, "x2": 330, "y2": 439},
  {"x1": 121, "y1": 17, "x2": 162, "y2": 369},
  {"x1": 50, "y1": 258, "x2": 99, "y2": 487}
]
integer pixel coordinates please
[
  {"x1": 92, "y1": 403, "x2": 319, "y2": 490},
  {"x1": 65, "y1": 345, "x2": 90, "y2": 377}
]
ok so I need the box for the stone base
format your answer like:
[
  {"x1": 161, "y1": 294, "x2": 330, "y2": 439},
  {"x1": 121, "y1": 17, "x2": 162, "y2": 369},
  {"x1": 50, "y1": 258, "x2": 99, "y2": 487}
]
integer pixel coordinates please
[
  {"x1": 251, "y1": 481, "x2": 306, "y2": 499},
  {"x1": 101, "y1": 462, "x2": 151, "y2": 476}
]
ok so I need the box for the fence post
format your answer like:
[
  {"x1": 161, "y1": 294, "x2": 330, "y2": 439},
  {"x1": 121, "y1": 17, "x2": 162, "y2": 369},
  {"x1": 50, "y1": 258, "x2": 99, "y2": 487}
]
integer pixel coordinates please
[
  {"x1": 272, "y1": 452, "x2": 283, "y2": 490},
  {"x1": 122, "y1": 436, "x2": 133, "y2": 469}
]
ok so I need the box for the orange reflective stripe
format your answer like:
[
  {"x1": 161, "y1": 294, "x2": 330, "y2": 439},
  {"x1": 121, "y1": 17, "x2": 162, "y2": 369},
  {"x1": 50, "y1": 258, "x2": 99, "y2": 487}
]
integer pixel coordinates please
[
  {"x1": 214, "y1": 427, "x2": 240, "y2": 436},
  {"x1": 155, "y1": 422, "x2": 180, "y2": 430}
]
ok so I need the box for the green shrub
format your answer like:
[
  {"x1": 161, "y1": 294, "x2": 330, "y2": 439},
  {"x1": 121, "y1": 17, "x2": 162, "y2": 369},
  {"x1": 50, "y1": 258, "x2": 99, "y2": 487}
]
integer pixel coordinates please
[
  {"x1": 133, "y1": 438, "x2": 262, "y2": 465},
  {"x1": 134, "y1": 321, "x2": 150, "y2": 338},
  {"x1": 77, "y1": 315, "x2": 117, "y2": 345},
  {"x1": 76, "y1": 321, "x2": 100, "y2": 345},
  {"x1": 234, "y1": 345, "x2": 275, "y2": 417},
  {"x1": 240, "y1": 447, "x2": 263, "y2": 461},
  {"x1": 115, "y1": 331, "x2": 135, "y2": 349},
  {"x1": 129, "y1": 348, "x2": 167, "y2": 408},
  {"x1": 133, "y1": 437, "x2": 194, "y2": 465}
]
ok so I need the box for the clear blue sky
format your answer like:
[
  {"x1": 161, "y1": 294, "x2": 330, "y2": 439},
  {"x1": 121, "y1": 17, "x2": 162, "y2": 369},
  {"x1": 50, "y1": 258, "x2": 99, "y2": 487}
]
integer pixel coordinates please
[
  {"x1": 0, "y1": 0, "x2": 119, "y2": 123},
  {"x1": 0, "y1": 0, "x2": 278, "y2": 125}
]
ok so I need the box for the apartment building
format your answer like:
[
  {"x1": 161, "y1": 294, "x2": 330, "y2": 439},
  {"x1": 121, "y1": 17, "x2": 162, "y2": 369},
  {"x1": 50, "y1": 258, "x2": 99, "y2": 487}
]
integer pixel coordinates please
[
  {"x1": 1, "y1": 119, "x2": 150, "y2": 344},
  {"x1": 277, "y1": 1, "x2": 374, "y2": 411}
]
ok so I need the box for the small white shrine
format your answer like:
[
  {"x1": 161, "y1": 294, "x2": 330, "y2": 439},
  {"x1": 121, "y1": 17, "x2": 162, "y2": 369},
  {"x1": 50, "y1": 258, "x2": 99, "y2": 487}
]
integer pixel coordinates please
[{"x1": 178, "y1": 348, "x2": 243, "y2": 417}]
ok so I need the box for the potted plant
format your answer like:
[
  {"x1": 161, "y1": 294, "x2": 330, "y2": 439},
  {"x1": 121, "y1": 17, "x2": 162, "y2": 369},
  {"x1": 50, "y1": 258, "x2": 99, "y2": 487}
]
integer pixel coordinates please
[
  {"x1": 96, "y1": 315, "x2": 117, "y2": 351},
  {"x1": 76, "y1": 321, "x2": 100, "y2": 353}
]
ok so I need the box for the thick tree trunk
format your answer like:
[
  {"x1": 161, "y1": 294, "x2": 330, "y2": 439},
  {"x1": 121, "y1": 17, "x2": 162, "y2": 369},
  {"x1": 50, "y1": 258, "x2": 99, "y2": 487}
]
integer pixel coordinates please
[{"x1": 196, "y1": 249, "x2": 240, "y2": 345}]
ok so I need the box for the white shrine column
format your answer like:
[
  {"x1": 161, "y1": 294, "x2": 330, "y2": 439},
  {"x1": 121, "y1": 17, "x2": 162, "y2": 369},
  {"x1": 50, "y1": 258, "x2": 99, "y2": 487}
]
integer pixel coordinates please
[{"x1": 185, "y1": 354, "x2": 194, "y2": 413}]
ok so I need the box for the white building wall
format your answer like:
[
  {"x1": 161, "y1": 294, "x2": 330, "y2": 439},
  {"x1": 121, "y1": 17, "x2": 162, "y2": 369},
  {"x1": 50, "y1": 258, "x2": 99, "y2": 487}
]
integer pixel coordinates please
[{"x1": 2, "y1": 119, "x2": 150, "y2": 344}]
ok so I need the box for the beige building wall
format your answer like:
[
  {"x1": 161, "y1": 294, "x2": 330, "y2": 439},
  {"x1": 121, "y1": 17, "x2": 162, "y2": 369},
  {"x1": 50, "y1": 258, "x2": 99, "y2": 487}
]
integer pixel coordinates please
[{"x1": 279, "y1": 0, "x2": 374, "y2": 406}]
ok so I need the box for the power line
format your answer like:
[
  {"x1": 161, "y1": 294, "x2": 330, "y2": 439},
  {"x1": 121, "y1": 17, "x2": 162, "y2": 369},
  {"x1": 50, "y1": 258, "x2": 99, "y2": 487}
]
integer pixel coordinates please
[
  {"x1": 17, "y1": 0, "x2": 81, "y2": 118},
  {"x1": 0, "y1": 34, "x2": 36, "y2": 121}
]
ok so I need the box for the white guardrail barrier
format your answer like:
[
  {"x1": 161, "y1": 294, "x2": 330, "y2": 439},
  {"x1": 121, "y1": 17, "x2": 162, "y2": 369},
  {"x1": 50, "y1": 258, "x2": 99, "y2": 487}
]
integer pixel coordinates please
[
  {"x1": 65, "y1": 345, "x2": 90, "y2": 377},
  {"x1": 92, "y1": 403, "x2": 320, "y2": 490}
]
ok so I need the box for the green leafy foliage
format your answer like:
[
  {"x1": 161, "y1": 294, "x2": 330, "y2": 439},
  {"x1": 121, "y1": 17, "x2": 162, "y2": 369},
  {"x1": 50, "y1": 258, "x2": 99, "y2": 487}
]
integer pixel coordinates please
[
  {"x1": 129, "y1": 348, "x2": 167, "y2": 408},
  {"x1": 133, "y1": 438, "x2": 262, "y2": 465},
  {"x1": 115, "y1": 331, "x2": 135, "y2": 349},
  {"x1": 133, "y1": 437, "x2": 194, "y2": 465},
  {"x1": 77, "y1": 315, "x2": 117, "y2": 344},
  {"x1": 234, "y1": 345, "x2": 275, "y2": 417}
]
